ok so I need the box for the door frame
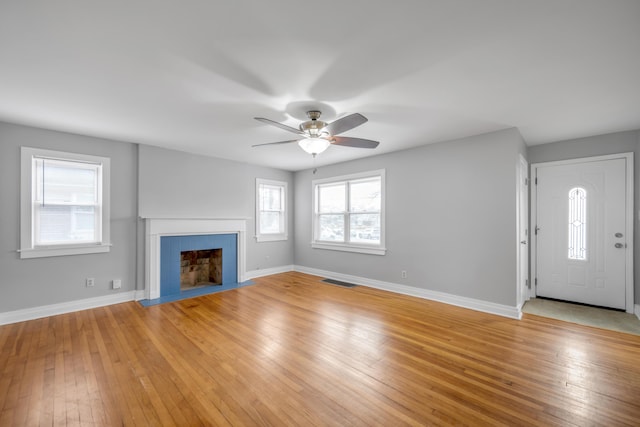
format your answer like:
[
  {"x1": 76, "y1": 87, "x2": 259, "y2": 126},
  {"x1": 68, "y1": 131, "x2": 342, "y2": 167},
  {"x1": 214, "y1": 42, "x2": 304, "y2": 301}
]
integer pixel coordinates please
[
  {"x1": 516, "y1": 154, "x2": 529, "y2": 309},
  {"x1": 531, "y1": 153, "x2": 634, "y2": 313}
]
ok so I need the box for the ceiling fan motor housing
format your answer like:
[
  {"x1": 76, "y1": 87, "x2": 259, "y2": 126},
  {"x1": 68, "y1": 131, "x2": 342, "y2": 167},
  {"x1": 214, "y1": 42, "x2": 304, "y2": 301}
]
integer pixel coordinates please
[{"x1": 300, "y1": 110, "x2": 328, "y2": 137}]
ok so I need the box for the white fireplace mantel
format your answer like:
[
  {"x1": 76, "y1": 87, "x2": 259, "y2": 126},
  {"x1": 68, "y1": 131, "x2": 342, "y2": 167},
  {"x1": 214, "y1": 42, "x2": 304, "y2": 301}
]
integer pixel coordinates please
[{"x1": 144, "y1": 218, "x2": 247, "y2": 300}]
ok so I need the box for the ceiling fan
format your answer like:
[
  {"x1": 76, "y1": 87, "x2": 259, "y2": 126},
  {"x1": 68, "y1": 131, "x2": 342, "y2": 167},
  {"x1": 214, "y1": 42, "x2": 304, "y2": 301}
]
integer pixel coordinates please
[{"x1": 252, "y1": 110, "x2": 379, "y2": 155}]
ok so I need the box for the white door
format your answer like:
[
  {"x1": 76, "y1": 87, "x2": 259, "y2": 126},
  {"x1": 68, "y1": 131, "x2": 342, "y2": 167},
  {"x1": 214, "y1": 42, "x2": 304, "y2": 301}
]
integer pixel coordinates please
[
  {"x1": 536, "y1": 158, "x2": 627, "y2": 309},
  {"x1": 517, "y1": 155, "x2": 529, "y2": 307}
]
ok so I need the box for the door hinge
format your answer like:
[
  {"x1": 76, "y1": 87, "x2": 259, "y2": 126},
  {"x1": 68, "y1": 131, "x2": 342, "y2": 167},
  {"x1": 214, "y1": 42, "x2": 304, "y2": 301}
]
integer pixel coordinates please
[
  {"x1": 535, "y1": 177, "x2": 538, "y2": 185},
  {"x1": 525, "y1": 279, "x2": 530, "y2": 288},
  {"x1": 535, "y1": 226, "x2": 539, "y2": 235},
  {"x1": 535, "y1": 278, "x2": 537, "y2": 285},
  {"x1": 525, "y1": 178, "x2": 529, "y2": 186}
]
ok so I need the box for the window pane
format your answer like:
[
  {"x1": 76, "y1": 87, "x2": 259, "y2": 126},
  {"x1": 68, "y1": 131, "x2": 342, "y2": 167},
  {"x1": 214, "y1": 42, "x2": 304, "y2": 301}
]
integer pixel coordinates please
[
  {"x1": 319, "y1": 214, "x2": 344, "y2": 241},
  {"x1": 319, "y1": 184, "x2": 345, "y2": 213},
  {"x1": 35, "y1": 159, "x2": 98, "y2": 204},
  {"x1": 260, "y1": 212, "x2": 282, "y2": 234},
  {"x1": 568, "y1": 187, "x2": 587, "y2": 260},
  {"x1": 260, "y1": 185, "x2": 282, "y2": 211},
  {"x1": 350, "y1": 179, "x2": 381, "y2": 213},
  {"x1": 256, "y1": 179, "x2": 287, "y2": 241},
  {"x1": 37, "y1": 205, "x2": 97, "y2": 244},
  {"x1": 312, "y1": 170, "x2": 384, "y2": 254},
  {"x1": 350, "y1": 213, "x2": 380, "y2": 244}
]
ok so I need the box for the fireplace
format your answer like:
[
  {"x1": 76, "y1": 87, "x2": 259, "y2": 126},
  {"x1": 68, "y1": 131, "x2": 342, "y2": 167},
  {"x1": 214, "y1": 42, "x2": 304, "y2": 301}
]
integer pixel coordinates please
[
  {"x1": 144, "y1": 219, "x2": 247, "y2": 300},
  {"x1": 160, "y1": 233, "x2": 236, "y2": 297},
  {"x1": 180, "y1": 249, "x2": 222, "y2": 290}
]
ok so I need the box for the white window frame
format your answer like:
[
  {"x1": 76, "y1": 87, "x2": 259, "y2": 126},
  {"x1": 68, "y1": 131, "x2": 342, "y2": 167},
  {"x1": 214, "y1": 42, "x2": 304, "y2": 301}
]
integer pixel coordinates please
[
  {"x1": 312, "y1": 169, "x2": 386, "y2": 255},
  {"x1": 255, "y1": 178, "x2": 288, "y2": 242},
  {"x1": 19, "y1": 147, "x2": 111, "y2": 259}
]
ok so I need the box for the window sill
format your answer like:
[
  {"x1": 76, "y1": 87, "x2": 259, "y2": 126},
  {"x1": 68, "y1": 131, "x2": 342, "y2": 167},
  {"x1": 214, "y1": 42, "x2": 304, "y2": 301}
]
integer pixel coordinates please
[
  {"x1": 19, "y1": 243, "x2": 111, "y2": 259},
  {"x1": 256, "y1": 234, "x2": 288, "y2": 243},
  {"x1": 311, "y1": 242, "x2": 386, "y2": 256}
]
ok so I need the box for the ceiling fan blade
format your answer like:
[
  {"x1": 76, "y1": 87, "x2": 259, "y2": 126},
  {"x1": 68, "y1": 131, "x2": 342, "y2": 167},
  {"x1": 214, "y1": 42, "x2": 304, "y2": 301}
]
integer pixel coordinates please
[
  {"x1": 331, "y1": 136, "x2": 379, "y2": 149},
  {"x1": 252, "y1": 139, "x2": 299, "y2": 147},
  {"x1": 254, "y1": 117, "x2": 305, "y2": 135},
  {"x1": 324, "y1": 113, "x2": 368, "y2": 136}
]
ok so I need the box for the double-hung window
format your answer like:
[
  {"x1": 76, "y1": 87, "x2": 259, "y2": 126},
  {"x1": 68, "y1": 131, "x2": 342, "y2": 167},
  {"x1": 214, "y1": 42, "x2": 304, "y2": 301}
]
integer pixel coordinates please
[
  {"x1": 312, "y1": 170, "x2": 386, "y2": 255},
  {"x1": 20, "y1": 147, "x2": 111, "y2": 258},
  {"x1": 256, "y1": 178, "x2": 288, "y2": 242}
]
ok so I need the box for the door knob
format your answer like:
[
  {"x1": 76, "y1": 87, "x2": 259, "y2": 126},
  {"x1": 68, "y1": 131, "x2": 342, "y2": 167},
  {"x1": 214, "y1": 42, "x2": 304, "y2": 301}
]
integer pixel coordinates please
[
  {"x1": 615, "y1": 243, "x2": 624, "y2": 248},
  {"x1": 615, "y1": 232, "x2": 623, "y2": 238},
  {"x1": 520, "y1": 240, "x2": 527, "y2": 245}
]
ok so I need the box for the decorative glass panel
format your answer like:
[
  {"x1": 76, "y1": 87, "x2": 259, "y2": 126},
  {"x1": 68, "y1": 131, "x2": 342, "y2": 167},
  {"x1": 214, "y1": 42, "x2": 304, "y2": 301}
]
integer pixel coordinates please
[{"x1": 568, "y1": 187, "x2": 587, "y2": 260}]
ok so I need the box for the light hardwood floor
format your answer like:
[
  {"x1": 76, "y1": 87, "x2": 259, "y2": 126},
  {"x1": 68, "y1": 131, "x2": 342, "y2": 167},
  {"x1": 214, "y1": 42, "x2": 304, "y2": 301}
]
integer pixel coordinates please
[{"x1": 1, "y1": 272, "x2": 640, "y2": 426}]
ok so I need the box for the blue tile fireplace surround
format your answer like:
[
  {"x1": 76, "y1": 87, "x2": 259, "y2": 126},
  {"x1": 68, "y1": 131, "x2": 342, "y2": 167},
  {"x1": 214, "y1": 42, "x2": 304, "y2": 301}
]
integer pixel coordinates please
[{"x1": 160, "y1": 233, "x2": 237, "y2": 297}]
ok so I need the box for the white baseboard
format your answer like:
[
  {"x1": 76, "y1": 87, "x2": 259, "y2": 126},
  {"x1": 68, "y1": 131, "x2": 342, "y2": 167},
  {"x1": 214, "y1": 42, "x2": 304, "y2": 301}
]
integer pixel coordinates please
[
  {"x1": 245, "y1": 265, "x2": 294, "y2": 280},
  {"x1": 0, "y1": 266, "x2": 524, "y2": 325},
  {"x1": 294, "y1": 265, "x2": 522, "y2": 320},
  {"x1": 0, "y1": 291, "x2": 138, "y2": 325},
  {"x1": 635, "y1": 304, "x2": 640, "y2": 321},
  {"x1": 134, "y1": 290, "x2": 146, "y2": 301}
]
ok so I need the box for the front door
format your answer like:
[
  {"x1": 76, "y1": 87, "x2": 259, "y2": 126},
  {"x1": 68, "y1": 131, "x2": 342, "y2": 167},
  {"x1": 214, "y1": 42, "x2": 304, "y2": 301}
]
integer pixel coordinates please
[{"x1": 535, "y1": 157, "x2": 628, "y2": 310}]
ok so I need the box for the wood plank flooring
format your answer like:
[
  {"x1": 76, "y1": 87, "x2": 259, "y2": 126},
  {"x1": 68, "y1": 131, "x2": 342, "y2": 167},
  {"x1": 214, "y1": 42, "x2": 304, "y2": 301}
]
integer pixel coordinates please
[{"x1": 1, "y1": 272, "x2": 640, "y2": 426}]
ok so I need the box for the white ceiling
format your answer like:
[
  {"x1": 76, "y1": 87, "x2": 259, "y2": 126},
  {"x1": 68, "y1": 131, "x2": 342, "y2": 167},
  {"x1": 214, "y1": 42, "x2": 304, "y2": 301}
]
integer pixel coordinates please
[{"x1": 1, "y1": 1, "x2": 639, "y2": 171}]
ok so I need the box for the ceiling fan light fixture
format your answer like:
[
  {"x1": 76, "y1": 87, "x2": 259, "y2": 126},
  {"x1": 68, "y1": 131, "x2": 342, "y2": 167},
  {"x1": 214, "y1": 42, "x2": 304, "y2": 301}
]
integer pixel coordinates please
[{"x1": 298, "y1": 137, "x2": 330, "y2": 155}]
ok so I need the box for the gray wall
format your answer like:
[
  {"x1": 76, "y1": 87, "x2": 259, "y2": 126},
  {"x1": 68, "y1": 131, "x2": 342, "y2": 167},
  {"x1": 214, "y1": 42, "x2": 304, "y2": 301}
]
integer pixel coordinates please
[
  {"x1": 138, "y1": 145, "x2": 294, "y2": 273},
  {"x1": 0, "y1": 124, "x2": 296, "y2": 314},
  {"x1": 0, "y1": 121, "x2": 138, "y2": 312},
  {"x1": 528, "y1": 130, "x2": 640, "y2": 303},
  {"x1": 294, "y1": 128, "x2": 525, "y2": 307},
  {"x1": 5, "y1": 118, "x2": 634, "y2": 314}
]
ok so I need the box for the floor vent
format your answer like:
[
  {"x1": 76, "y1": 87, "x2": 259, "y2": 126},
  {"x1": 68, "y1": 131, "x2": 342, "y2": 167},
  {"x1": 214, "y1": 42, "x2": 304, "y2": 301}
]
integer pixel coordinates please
[{"x1": 321, "y1": 278, "x2": 358, "y2": 288}]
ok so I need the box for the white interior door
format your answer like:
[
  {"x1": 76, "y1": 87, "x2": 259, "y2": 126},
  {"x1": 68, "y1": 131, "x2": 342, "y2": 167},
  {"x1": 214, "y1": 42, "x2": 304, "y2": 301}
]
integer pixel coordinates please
[
  {"x1": 535, "y1": 158, "x2": 627, "y2": 310},
  {"x1": 518, "y1": 155, "x2": 529, "y2": 307}
]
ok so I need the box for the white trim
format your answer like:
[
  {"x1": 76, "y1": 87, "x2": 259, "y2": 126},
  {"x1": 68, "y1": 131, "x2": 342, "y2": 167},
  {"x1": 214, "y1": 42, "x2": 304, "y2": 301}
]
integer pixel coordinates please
[
  {"x1": 294, "y1": 265, "x2": 521, "y2": 319},
  {"x1": 311, "y1": 169, "x2": 386, "y2": 255},
  {"x1": 18, "y1": 243, "x2": 112, "y2": 259},
  {"x1": 255, "y1": 178, "x2": 288, "y2": 242},
  {"x1": 144, "y1": 218, "x2": 247, "y2": 300},
  {"x1": 245, "y1": 265, "x2": 295, "y2": 280},
  {"x1": 0, "y1": 291, "x2": 137, "y2": 326},
  {"x1": 516, "y1": 154, "x2": 530, "y2": 307},
  {"x1": 255, "y1": 234, "x2": 288, "y2": 242},
  {"x1": 20, "y1": 147, "x2": 111, "y2": 259},
  {"x1": 310, "y1": 242, "x2": 386, "y2": 255},
  {"x1": 531, "y1": 153, "x2": 634, "y2": 313}
]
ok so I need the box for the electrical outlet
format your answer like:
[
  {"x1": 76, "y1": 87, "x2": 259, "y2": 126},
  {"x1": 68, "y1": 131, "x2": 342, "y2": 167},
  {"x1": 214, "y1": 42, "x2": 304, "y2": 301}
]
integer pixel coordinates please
[
  {"x1": 401, "y1": 270, "x2": 407, "y2": 279},
  {"x1": 86, "y1": 277, "x2": 95, "y2": 287},
  {"x1": 112, "y1": 279, "x2": 122, "y2": 289}
]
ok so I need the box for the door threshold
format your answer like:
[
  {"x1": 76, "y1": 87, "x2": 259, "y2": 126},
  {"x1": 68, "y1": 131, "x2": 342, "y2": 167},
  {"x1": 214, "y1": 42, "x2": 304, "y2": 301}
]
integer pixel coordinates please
[{"x1": 535, "y1": 296, "x2": 625, "y2": 312}]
